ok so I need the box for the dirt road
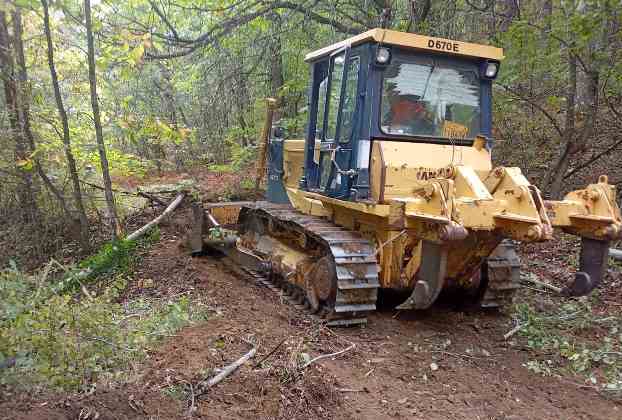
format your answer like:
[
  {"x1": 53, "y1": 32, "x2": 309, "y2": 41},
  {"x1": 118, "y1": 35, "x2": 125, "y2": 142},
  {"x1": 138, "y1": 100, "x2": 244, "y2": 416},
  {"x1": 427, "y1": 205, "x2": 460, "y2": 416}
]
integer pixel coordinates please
[{"x1": 4, "y1": 211, "x2": 621, "y2": 420}]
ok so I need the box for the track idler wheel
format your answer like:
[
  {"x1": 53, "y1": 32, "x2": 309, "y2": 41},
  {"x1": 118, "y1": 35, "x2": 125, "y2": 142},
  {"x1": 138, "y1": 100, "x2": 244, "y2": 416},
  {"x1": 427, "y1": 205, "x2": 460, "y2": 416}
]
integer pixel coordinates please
[
  {"x1": 306, "y1": 256, "x2": 337, "y2": 314},
  {"x1": 305, "y1": 283, "x2": 320, "y2": 313}
]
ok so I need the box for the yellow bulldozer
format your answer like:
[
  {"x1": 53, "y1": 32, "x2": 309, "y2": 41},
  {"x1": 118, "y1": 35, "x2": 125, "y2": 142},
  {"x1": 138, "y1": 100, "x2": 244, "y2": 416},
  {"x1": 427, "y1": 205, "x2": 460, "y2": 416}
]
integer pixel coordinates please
[{"x1": 190, "y1": 29, "x2": 621, "y2": 326}]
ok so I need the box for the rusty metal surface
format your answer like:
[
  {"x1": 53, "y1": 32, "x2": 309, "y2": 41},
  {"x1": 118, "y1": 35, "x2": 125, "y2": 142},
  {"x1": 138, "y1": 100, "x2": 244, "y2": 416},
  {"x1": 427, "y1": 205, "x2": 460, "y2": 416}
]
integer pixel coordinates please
[
  {"x1": 209, "y1": 205, "x2": 243, "y2": 226},
  {"x1": 561, "y1": 238, "x2": 610, "y2": 296},
  {"x1": 238, "y1": 202, "x2": 380, "y2": 326},
  {"x1": 480, "y1": 240, "x2": 521, "y2": 308},
  {"x1": 189, "y1": 202, "x2": 206, "y2": 255},
  {"x1": 396, "y1": 241, "x2": 448, "y2": 310}
]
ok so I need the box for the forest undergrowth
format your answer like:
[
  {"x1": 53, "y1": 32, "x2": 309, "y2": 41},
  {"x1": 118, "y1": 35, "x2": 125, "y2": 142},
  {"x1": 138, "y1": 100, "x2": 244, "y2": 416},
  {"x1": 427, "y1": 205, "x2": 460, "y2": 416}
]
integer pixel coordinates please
[{"x1": 0, "y1": 224, "x2": 211, "y2": 392}]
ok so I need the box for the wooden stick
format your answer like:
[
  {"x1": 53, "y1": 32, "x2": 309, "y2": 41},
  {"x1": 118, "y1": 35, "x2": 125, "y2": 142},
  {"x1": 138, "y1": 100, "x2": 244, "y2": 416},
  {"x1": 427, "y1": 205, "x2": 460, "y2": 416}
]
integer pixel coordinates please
[
  {"x1": 610, "y1": 248, "x2": 622, "y2": 261},
  {"x1": 126, "y1": 193, "x2": 184, "y2": 241},
  {"x1": 255, "y1": 98, "x2": 277, "y2": 193},
  {"x1": 521, "y1": 275, "x2": 562, "y2": 293},
  {"x1": 504, "y1": 323, "x2": 524, "y2": 340},
  {"x1": 300, "y1": 343, "x2": 356, "y2": 369},
  {"x1": 196, "y1": 347, "x2": 257, "y2": 395}
]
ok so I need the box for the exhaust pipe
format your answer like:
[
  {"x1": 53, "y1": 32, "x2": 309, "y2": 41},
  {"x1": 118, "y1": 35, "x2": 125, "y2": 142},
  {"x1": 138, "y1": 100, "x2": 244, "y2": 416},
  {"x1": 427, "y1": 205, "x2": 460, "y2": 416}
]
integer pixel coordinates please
[{"x1": 561, "y1": 238, "x2": 610, "y2": 296}]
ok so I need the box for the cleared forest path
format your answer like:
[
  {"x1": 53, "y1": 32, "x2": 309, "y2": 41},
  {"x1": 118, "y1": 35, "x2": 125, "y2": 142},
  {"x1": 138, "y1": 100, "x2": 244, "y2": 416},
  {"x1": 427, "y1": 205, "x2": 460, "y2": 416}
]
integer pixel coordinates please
[{"x1": 6, "y1": 205, "x2": 620, "y2": 420}]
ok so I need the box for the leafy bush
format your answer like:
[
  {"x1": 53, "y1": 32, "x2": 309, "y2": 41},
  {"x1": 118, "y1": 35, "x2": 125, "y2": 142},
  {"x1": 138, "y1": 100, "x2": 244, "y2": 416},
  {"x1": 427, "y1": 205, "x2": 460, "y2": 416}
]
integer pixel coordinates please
[
  {"x1": 0, "y1": 232, "x2": 210, "y2": 391},
  {"x1": 514, "y1": 300, "x2": 622, "y2": 398}
]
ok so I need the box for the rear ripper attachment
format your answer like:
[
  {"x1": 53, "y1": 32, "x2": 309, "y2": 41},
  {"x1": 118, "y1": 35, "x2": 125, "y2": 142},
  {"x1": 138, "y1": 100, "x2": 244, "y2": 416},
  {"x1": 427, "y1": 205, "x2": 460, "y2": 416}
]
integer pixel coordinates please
[{"x1": 191, "y1": 201, "x2": 380, "y2": 326}]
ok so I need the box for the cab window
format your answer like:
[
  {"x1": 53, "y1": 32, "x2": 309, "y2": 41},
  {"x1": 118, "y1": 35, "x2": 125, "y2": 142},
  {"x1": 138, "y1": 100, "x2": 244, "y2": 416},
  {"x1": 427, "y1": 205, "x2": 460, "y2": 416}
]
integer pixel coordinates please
[
  {"x1": 339, "y1": 57, "x2": 360, "y2": 143},
  {"x1": 315, "y1": 76, "x2": 328, "y2": 140},
  {"x1": 325, "y1": 53, "x2": 345, "y2": 141},
  {"x1": 381, "y1": 60, "x2": 481, "y2": 139}
]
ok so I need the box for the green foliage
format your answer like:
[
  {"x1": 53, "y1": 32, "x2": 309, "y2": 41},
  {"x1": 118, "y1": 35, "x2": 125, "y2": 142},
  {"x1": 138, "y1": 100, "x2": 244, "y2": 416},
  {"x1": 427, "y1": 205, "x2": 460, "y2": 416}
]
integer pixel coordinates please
[
  {"x1": 55, "y1": 229, "x2": 159, "y2": 296},
  {"x1": 79, "y1": 239, "x2": 138, "y2": 278},
  {"x1": 208, "y1": 137, "x2": 256, "y2": 173},
  {"x1": 514, "y1": 300, "x2": 622, "y2": 397},
  {"x1": 0, "y1": 247, "x2": 210, "y2": 391}
]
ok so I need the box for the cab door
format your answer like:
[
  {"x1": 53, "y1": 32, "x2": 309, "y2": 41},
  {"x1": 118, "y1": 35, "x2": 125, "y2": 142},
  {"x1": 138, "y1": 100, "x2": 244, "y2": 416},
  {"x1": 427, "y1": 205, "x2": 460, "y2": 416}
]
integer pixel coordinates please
[{"x1": 317, "y1": 49, "x2": 361, "y2": 198}]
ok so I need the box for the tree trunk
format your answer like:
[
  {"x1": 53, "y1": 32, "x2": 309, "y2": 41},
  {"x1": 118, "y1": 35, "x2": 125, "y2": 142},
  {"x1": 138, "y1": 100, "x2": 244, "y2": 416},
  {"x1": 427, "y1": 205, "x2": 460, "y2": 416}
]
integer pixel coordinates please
[
  {"x1": 158, "y1": 62, "x2": 183, "y2": 170},
  {"x1": 499, "y1": 0, "x2": 520, "y2": 32},
  {"x1": 84, "y1": 0, "x2": 122, "y2": 239},
  {"x1": 12, "y1": 6, "x2": 70, "y2": 218},
  {"x1": 268, "y1": 13, "x2": 284, "y2": 121},
  {"x1": 0, "y1": 11, "x2": 37, "y2": 223},
  {"x1": 547, "y1": 49, "x2": 578, "y2": 198},
  {"x1": 406, "y1": 0, "x2": 431, "y2": 32},
  {"x1": 41, "y1": 0, "x2": 90, "y2": 248},
  {"x1": 546, "y1": 2, "x2": 601, "y2": 198}
]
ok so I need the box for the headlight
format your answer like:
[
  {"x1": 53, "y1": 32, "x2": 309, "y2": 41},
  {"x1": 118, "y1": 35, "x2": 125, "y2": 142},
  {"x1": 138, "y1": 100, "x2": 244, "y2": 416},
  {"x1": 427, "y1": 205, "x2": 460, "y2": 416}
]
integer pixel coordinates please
[
  {"x1": 376, "y1": 47, "x2": 391, "y2": 65},
  {"x1": 484, "y1": 61, "x2": 499, "y2": 78}
]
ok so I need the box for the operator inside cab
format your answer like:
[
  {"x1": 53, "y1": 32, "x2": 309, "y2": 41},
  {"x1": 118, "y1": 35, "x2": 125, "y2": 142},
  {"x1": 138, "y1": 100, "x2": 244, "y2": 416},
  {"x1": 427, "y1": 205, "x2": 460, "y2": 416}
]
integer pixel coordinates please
[
  {"x1": 380, "y1": 59, "x2": 481, "y2": 140},
  {"x1": 384, "y1": 95, "x2": 435, "y2": 135}
]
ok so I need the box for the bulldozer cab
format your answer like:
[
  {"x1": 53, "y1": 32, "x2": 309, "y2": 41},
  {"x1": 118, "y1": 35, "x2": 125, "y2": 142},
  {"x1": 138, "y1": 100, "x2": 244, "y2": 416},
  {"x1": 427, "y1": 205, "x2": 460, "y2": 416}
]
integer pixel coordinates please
[{"x1": 300, "y1": 29, "x2": 504, "y2": 201}]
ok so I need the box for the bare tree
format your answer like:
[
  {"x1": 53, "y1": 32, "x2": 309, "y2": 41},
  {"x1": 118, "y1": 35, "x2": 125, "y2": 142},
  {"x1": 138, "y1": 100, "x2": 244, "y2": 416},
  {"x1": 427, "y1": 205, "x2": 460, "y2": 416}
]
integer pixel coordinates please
[
  {"x1": 0, "y1": 10, "x2": 38, "y2": 223},
  {"x1": 41, "y1": 0, "x2": 90, "y2": 248},
  {"x1": 85, "y1": 0, "x2": 122, "y2": 239}
]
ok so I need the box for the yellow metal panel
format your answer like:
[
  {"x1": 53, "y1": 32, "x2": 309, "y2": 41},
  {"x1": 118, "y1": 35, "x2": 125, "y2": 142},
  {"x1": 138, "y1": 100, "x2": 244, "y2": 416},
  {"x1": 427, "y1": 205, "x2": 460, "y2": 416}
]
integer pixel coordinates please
[
  {"x1": 369, "y1": 141, "x2": 385, "y2": 202},
  {"x1": 286, "y1": 187, "x2": 331, "y2": 217},
  {"x1": 377, "y1": 141, "x2": 492, "y2": 202},
  {"x1": 453, "y1": 198, "x2": 499, "y2": 230},
  {"x1": 379, "y1": 141, "x2": 491, "y2": 173},
  {"x1": 303, "y1": 191, "x2": 392, "y2": 217},
  {"x1": 453, "y1": 166, "x2": 493, "y2": 199},
  {"x1": 283, "y1": 139, "x2": 305, "y2": 189},
  {"x1": 546, "y1": 177, "x2": 622, "y2": 240},
  {"x1": 305, "y1": 28, "x2": 504, "y2": 62}
]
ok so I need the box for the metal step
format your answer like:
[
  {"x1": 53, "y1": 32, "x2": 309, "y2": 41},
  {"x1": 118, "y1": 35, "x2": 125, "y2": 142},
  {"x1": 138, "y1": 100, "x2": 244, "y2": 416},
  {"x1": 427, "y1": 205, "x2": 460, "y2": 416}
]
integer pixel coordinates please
[
  {"x1": 327, "y1": 318, "x2": 367, "y2": 327},
  {"x1": 326, "y1": 238, "x2": 372, "y2": 245},
  {"x1": 334, "y1": 257, "x2": 378, "y2": 264},
  {"x1": 337, "y1": 280, "x2": 380, "y2": 289},
  {"x1": 334, "y1": 303, "x2": 376, "y2": 313}
]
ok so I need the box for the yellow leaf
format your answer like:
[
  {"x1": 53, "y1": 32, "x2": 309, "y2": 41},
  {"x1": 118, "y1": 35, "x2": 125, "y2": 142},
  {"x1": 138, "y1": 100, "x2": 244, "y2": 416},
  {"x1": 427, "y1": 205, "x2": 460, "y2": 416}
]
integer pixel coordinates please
[{"x1": 16, "y1": 159, "x2": 33, "y2": 171}]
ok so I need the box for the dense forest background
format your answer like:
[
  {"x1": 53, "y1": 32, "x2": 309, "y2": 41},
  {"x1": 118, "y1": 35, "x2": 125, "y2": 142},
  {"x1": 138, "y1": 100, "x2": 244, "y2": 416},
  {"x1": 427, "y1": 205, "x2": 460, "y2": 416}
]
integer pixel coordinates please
[{"x1": 1, "y1": 0, "x2": 621, "y2": 264}]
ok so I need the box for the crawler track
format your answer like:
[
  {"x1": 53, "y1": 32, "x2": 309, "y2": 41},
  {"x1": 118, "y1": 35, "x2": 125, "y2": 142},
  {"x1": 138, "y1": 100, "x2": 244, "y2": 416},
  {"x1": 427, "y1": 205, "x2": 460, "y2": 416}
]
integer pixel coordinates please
[
  {"x1": 480, "y1": 240, "x2": 521, "y2": 308},
  {"x1": 238, "y1": 203, "x2": 380, "y2": 326}
]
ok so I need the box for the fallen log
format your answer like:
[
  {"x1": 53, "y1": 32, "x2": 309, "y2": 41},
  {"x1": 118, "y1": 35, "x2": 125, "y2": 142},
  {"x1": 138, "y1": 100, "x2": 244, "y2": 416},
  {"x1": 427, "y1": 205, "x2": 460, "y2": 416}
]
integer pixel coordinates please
[
  {"x1": 126, "y1": 193, "x2": 184, "y2": 241},
  {"x1": 610, "y1": 248, "x2": 622, "y2": 261}
]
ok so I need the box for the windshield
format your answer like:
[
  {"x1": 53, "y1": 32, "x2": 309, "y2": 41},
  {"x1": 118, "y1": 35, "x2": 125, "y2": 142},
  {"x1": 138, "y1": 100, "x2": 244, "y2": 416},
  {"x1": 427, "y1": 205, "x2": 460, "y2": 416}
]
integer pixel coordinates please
[{"x1": 381, "y1": 60, "x2": 481, "y2": 139}]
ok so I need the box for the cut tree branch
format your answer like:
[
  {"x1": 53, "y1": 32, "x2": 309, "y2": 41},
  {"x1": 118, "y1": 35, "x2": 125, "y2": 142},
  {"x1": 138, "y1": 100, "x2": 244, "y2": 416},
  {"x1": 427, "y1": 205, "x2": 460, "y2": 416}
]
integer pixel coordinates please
[
  {"x1": 196, "y1": 347, "x2": 257, "y2": 397},
  {"x1": 126, "y1": 193, "x2": 184, "y2": 241},
  {"x1": 300, "y1": 343, "x2": 356, "y2": 369}
]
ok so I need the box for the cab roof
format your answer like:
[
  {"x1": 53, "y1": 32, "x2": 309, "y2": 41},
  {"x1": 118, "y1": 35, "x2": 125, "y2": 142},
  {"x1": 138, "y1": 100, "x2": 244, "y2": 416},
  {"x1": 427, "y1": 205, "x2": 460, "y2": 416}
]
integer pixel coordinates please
[{"x1": 304, "y1": 28, "x2": 504, "y2": 63}]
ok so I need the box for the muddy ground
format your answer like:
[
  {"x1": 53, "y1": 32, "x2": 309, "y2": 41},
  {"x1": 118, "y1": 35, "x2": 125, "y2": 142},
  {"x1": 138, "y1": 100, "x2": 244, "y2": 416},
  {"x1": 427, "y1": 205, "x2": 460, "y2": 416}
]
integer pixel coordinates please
[{"x1": 2, "y1": 202, "x2": 621, "y2": 420}]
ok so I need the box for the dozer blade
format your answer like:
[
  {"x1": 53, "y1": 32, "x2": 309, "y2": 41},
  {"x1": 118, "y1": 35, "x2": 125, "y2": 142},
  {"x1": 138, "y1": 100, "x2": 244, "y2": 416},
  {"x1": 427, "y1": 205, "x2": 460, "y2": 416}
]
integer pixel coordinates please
[
  {"x1": 561, "y1": 238, "x2": 610, "y2": 297},
  {"x1": 397, "y1": 241, "x2": 448, "y2": 310}
]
